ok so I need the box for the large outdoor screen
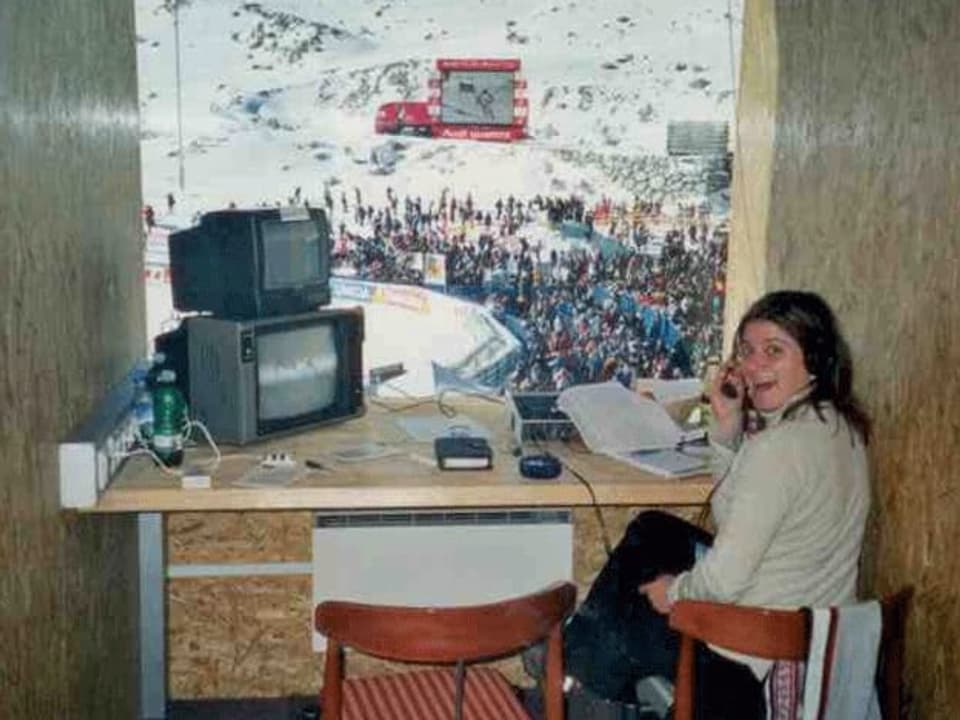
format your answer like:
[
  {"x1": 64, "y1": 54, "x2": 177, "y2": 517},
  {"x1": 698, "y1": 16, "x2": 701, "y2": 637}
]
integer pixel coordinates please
[{"x1": 440, "y1": 70, "x2": 515, "y2": 126}]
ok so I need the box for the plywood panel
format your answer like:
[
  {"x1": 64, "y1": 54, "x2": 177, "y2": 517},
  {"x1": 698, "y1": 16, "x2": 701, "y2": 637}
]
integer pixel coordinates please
[
  {"x1": 0, "y1": 0, "x2": 144, "y2": 716},
  {"x1": 168, "y1": 575, "x2": 318, "y2": 698},
  {"x1": 734, "y1": 1, "x2": 960, "y2": 715},
  {"x1": 167, "y1": 511, "x2": 314, "y2": 564}
]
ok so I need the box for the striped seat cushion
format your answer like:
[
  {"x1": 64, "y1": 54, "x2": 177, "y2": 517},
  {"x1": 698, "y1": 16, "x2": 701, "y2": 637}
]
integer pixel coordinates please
[{"x1": 341, "y1": 666, "x2": 531, "y2": 720}]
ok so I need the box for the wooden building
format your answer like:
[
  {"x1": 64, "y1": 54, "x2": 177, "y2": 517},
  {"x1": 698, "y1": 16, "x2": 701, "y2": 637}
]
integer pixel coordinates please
[{"x1": 2, "y1": 0, "x2": 958, "y2": 717}]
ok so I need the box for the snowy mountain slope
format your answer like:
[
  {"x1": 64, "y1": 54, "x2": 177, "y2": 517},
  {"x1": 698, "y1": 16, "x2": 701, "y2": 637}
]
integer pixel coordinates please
[{"x1": 135, "y1": 0, "x2": 741, "y2": 216}]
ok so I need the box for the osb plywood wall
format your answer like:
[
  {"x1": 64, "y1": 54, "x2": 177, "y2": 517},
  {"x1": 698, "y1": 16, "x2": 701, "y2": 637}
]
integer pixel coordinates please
[
  {"x1": 0, "y1": 0, "x2": 144, "y2": 716},
  {"x1": 167, "y1": 512, "x2": 316, "y2": 698},
  {"x1": 165, "y1": 506, "x2": 699, "y2": 698},
  {"x1": 732, "y1": 1, "x2": 960, "y2": 717}
]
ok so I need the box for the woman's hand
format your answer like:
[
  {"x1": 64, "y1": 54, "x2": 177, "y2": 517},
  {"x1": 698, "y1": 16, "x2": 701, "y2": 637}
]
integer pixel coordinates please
[
  {"x1": 639, "y1": 574, "x2": 676, "y2": 615},
  {"x1": 709, "y1": 359, "x2": 745, "y2": 441}
]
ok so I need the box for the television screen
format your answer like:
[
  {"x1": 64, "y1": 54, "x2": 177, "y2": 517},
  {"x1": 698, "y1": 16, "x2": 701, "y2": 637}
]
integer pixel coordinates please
[
  {"x1": 186, "y1": 308, "x2": 364, "y2": 444},
  {"x1": 257, "y1": 323, "x2": 338, "y2": 422},
  {"x1": 261, "y1": 217, "x2": 324, "y2": 290}
]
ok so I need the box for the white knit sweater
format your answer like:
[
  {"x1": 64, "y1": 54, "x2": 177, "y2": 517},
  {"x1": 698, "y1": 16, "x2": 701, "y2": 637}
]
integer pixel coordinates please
[{"x1": 668, "y1": 399, "x2": 870, "y2": 676}]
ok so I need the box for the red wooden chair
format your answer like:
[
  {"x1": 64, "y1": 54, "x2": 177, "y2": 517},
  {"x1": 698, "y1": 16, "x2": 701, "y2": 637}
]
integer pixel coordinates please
[
  {"x1": 315, "y1": 582, "x2": 577, "y2": 720},
  {"x1": 668, "y1": 587, "x2": 913, "y2": 720}
]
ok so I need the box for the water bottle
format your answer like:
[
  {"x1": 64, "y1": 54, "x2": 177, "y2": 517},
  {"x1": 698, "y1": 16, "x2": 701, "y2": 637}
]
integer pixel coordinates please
[
  {"x1": 132, "y1": 364, "x2": 154, "y2": 445},
  {"x1": 152, "y1": 369, "x2": 186, "y2": 467}
]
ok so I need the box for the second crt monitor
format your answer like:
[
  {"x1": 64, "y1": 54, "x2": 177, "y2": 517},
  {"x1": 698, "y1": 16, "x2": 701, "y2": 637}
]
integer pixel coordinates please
[{"x1": 169, "y1": 206, "x2": 332, "y2": 319}]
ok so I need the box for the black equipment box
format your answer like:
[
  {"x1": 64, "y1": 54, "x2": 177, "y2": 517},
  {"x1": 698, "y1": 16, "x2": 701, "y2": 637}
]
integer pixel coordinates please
[{"x1": 434, "y1": 436, "x2": 493, "y2": 471}]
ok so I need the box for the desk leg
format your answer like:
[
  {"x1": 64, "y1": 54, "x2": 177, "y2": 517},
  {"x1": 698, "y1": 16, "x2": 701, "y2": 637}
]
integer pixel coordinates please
[{"x1": 139, "y1": 513, "x2": 166, "y2": 720}]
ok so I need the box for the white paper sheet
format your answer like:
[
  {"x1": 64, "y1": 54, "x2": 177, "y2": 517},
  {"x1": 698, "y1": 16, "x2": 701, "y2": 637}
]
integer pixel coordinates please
[{"x1": 556, "y1": 381, "x2": 704, "y2": 454}]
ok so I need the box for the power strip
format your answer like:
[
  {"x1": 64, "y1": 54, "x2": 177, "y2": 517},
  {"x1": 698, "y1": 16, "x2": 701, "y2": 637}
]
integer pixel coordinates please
[
  {"x1": 59, "y1": 372, "x2": 140, "y2": 508},
  {"x1": 261, "y1": 452, "x2": 296, "y2": 469}
]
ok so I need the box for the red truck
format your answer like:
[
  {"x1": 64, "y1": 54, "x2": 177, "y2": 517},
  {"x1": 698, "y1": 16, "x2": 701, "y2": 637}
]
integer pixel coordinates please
[
  {"x1": 375, "y1": 101, "x2": 434, "y2": 136},
  {"x1": 374, "y1": 58, "x2": 528, "y2": 142}
]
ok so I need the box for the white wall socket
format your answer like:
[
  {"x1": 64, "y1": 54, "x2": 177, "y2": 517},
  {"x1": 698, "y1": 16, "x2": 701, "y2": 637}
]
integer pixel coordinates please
[{"x1": 59, "y1": 373, "x2": 139, "y2": 509}]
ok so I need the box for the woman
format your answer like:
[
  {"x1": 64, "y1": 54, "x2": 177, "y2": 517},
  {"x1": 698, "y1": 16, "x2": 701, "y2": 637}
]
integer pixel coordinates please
[{"x1": 561, "y1": 290, "x2": 872, "y2": 719}]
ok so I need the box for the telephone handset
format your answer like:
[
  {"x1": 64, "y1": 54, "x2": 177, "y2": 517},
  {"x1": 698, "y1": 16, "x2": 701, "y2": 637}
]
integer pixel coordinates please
[
  {"x1": 718, "y1": 351, "x2": 742, "y2": 400},
  {"x1": 718, "y1": 354, "x2": 754, "y2": 414}
]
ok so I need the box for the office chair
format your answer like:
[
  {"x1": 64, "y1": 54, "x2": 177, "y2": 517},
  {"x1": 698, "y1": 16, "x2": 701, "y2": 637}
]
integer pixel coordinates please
[
  {"x1": 668, "y1": 587, "x2": 913, "y2": 720},
  {"x1": 315, "y1": 582, "x2": 577, "y2": 720}
]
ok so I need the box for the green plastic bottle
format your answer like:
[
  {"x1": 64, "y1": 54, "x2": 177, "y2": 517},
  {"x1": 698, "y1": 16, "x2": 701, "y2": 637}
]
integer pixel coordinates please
[{"x1": 152, "y1": 369, "x2": 186, "y2": 467}]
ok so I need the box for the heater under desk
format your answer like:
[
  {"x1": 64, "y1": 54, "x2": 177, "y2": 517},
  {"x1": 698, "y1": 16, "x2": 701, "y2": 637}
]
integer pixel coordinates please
[{"x1": 311, "y1": 509, "x2": 573, "y2": 650}]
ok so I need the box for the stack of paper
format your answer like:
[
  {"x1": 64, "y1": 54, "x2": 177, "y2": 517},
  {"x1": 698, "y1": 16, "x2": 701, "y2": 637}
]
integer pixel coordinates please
[{"x1": 556, "y1": 381, "x2": 709, "y2": 478}]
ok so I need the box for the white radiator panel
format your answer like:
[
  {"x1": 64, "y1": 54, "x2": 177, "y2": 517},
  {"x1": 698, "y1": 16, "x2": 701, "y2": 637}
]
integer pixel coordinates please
[{"x1": 312, "y1": 510, "x2": 573, "y2": 650}]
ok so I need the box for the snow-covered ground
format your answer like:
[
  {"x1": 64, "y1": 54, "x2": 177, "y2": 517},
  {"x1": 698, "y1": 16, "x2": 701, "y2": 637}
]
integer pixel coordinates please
[{"x1": 135, "y1": 0, "x2": 741, "y2": 216}]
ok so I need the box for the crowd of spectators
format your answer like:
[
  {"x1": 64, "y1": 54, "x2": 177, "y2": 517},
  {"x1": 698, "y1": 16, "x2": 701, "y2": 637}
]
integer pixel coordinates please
[{"x1": 325, "y1": 186, "x2": 726, "y2": 391}]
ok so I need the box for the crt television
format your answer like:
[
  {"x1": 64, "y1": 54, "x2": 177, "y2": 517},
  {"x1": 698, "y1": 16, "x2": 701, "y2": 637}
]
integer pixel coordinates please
[
  {"x1": 187, "y1": 308, "x2": 364, "y2": 445},
  {"x1": 170, "y1": 206, "x2": 331, "y2": 319}
]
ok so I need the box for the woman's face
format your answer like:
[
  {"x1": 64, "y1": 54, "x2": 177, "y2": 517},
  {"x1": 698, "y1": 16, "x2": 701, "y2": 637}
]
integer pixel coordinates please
[{"x1": 737, "y1": 319, "x2": 812, "y2": 412}]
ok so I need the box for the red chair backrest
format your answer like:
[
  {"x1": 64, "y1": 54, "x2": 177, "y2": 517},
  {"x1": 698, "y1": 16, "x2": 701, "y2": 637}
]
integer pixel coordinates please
[{"x1": 668, "y1": 587, "x2": 913, "y2": 720}]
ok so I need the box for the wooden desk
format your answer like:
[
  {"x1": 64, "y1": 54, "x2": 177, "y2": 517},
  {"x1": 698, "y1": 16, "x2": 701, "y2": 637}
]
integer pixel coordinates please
[
  {"x1": 94, "y1": 398, "x2": 712, "y2": 513},
  {"x1": 102, "y1": 398, "x2": 711, "y2": 718}
]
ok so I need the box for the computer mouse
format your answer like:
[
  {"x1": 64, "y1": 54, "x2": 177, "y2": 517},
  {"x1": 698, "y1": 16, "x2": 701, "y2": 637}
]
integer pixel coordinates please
[{"x1": 519, "y1": 453, "x2": 562, "y2": 480}]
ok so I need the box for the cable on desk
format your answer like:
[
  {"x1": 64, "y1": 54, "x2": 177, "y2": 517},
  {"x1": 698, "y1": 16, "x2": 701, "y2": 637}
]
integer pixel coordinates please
[
  {"x1": 367, "y1": 381, "x2": 440, "y2": 414},
  {"x1": 435, "y1": 388, "x2": 506, "y2": 418},
  {"x1": 367, "y1": 382, "x2": 460, "y2": 417},
  {"x1": 368, "y1": 395, "x2": 438, "y2": 414},
  {"x1": 119, "y1": 418, "x2": 223, "y2": 477},
  {"x1": 533, "y1": 439, "x2": 613, "y2": 558},
  {"x1": 368, "y1": 386, "x2": 505, "y2": 419},
  {"x1": 118, "y1": 447, "x2": 183, "y2": 477},
  {"x1": 564, "y1": 461, "x2": 613, "y2": 558},
  {"x1": 184, "y1": 419, "x2": 222, "y2": 473}
]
